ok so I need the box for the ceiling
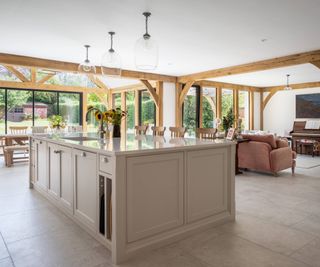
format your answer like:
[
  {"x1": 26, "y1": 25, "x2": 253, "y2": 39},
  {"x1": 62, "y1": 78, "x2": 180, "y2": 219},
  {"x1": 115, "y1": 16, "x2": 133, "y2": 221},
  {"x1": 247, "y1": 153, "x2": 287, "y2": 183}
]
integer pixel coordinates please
[{"x1": 1, "y1": 0, "x2": 320, "y2": 86}]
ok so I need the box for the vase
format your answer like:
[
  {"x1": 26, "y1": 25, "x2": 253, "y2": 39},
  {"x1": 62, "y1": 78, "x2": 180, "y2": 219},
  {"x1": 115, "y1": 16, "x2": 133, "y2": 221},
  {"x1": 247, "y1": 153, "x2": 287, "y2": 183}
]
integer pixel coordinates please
[{"x1": 113, "y1": 124, "x2": 121, "y2": 138}]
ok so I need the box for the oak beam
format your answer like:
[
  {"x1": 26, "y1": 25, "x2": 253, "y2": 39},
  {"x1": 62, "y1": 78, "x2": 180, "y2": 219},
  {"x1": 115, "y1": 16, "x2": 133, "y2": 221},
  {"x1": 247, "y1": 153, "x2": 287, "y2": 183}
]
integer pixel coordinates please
[
  {"x1": 134, "y1": 90, "x2": 140, "y2": 125},
  {"x1": 37, "y1": 73, "x2": 55, "y2": 84},
  {"x1": 175, "y1": 83, "x2": 183, "y2": 127},
  {"x1": 249, "y1": 90, "x2": 254, "y2": 130},
  {"x1": 156, "y1": 81, "x2": 163, "y2": 126},
  {"x1": 233, "y1": 89, "x2": 239, "y2": 128},
  {"x1": 216, "y1": 87, "x2": 222, "y2": 119},
  {"x1": 178, "y1": 81, "x2": 195, "y2": 107},
  {"x1": 31, "y1": 68, "x2": 36, "y2": 83},
  {"x1": 178, "y1": 50, "x2": 320, "y2": 82},
  {"x1": 0, "y1": 53, "x2": 177, "y2": 83},
  {"x1": 4, "y1": 65, "x2": 29, "y2": 82},
  {"x1": 196, "y1": 80, "x2": 262, "y2": 92},
  {"x1": 140, "y1": 79, "x2": 159, "y2": 107},
  {"x1": 121, "y1": 92, "x2": 126, "y2": 134},
  {"x1": 260, "y1": 91, "x2": 264, "y2": 130},
  {"x1": 311, "y1": 60, "x2": 320, "y2": 69}
]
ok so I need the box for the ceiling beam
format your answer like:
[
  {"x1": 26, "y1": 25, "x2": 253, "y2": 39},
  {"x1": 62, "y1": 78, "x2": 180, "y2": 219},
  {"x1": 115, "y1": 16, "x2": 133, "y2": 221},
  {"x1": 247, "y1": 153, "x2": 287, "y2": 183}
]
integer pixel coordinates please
[
  {"x1": 0, "y1": 53, "x2": 177, "y2": 83},
  {"x1": 3, "y1": 65, "x2": 29, "y2": 82},
  {"x1": 179, "y1": 81, "x2": 195, "y2": 107},
  {"x1": 87, "y1": 74, "x2": 109, "y2": 90},
  {"x1": 311, "y1": 60, "x2": 320, "y2": 69},
  {"x1": 110, "y1": 81, "x2": 157, "y2": 93},
  {"x1": 196, "y1": 80, "x2": 262, "y2": 92},
  {"x1": 140, "y1": 79, "x2": 159, "y2": 107},
  {"x1": 37, "y1": 73, "x2": 56, "y2": 84},
  {"x1": 178, "y1": 49, "x2": 320, "y2": 83}
]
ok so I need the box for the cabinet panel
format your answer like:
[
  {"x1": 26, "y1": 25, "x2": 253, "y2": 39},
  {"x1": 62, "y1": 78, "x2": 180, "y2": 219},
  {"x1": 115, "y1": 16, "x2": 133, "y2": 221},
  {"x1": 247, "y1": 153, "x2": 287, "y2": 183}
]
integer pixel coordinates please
[
  {"x1": 60, "y1": 146, "x2": 73, "y2": 213},
  {"x1": 187, "y1": 148, "x2": 228, "y2": 223},
  {"x1": 74, "y1": 149, "x2": 97, "y2": 232},
  {"x1": 48, "y1": 144, "x2": 60, "y2": 199},
  {"x1": 36, "y1": 140, "x2": 48, "y2": 191},
  {"x1": 126, "y1": 152, "x2": 184, "y2": 242}
]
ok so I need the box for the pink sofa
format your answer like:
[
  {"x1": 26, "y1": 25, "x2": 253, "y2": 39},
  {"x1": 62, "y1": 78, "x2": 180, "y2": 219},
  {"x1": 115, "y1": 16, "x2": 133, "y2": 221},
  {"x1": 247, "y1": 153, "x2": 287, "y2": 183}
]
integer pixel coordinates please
[{"x1": 238, "y1": 134, "x2": 297, "y2": 176}]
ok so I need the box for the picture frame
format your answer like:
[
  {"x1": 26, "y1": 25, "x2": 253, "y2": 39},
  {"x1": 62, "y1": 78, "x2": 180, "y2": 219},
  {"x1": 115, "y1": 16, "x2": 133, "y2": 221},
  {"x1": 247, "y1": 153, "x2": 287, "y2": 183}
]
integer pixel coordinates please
[{"x1": 226, "y1": 128, "x2": 236, "y2": 140}]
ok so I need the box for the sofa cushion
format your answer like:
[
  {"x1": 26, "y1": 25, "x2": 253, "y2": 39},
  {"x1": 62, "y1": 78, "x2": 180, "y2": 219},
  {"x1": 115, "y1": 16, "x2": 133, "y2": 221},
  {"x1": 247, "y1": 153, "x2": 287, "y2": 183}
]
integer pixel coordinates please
[
  {"x1": 276, "y1": 138, "x2": 289, "y2": 148},
  {"x1": 242, "y1": 134, "x2": 277, "y2": 149}
]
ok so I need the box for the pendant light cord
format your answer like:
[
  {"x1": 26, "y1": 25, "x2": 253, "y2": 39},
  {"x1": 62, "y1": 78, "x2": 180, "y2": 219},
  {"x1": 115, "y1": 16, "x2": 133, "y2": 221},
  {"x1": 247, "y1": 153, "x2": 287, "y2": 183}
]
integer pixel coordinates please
[
  {"x1": 108, "y1": 32, "x2": 115, "y2": 53},
  {"x1": 143, "y1": 12, "x2": 151, "y2": 39}
]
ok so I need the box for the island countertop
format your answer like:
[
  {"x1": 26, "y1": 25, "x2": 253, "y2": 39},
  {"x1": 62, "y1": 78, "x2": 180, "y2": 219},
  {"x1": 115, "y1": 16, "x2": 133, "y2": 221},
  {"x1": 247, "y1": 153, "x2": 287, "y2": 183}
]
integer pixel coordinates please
[{"x1": 31, "y1": 132, "x2": 236, "y2": 155}]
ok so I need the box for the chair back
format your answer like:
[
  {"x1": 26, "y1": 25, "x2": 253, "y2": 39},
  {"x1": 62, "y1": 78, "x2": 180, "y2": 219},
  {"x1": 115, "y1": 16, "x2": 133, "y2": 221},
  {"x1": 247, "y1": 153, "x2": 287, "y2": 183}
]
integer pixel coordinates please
[
  {"x1": 9, "y1": 126, "x2": 28, "y2": 134},
  {"x1": 31, "y1": 126, "x2": 48, "y2": 134},
  {"x1": 151, "y1": 126, "x2": 166, "y2": 136},
  {"x1": 135, "y1": 125, "x2": 148, "y2": 135},
  {"x1": 196, "y1": 128, "x2": 217, "y2": 139},
  {"x1": 169, "y1": 127, "x2": 186, "y2": 137}
]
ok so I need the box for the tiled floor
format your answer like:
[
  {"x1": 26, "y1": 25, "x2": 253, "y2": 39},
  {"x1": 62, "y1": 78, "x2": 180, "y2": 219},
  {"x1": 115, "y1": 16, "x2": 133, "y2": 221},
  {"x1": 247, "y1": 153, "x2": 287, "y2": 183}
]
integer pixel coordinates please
[{"x1": 0, "y1": 155, "x2": 320, "y2": 267}]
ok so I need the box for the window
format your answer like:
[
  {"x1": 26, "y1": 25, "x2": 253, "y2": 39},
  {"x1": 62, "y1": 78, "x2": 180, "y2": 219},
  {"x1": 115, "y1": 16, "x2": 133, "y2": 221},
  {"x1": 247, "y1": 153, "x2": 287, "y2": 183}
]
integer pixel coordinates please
[
  {"x1": 139, "y1": 90, "x2": 156, "y2": 130},
  {"x1": 183, "y1": 86, "x2": 200, "y2": 137},
  {"x1": 0, "y1": 89, "x2": 5, "y2": 134},
  {"x1": 202, "y1": 87, "x2": 216, "y2": 128},
  {"x1": 87, "y1": 93, "x2": 107, "y2": 133},
  {"x1": 239, "y1": 91, "x2": 249, "y2": 130},
  {"x1": 0, "y1": 88, "x2": 81, "y2": 133},
  {"x1": 7, "y1": 89, "x2": 33, "y2": 132},
  {"x1": 59, "y1": 93, "x2": 81, "y2": 126},
  {"x1": 126, "y1": 92, "x2": 135, "y2": 133},
  {"x1": 222, "y1": 89, "x2": 233, "y2": 118},
  {"x1": 112, "y1": 93, "x2": 121, "y2": 109},
  {"x1": 34, "y1": 91, "x2": 58, "y2": 127}
]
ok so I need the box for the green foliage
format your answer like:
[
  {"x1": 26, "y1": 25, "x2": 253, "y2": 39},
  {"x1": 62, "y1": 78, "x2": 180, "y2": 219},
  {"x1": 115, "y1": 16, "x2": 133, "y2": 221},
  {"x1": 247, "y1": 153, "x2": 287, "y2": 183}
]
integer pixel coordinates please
[
  {"x1": 222, "y1": 108, "x2": 235, "y2": 131},
  {"x1": 183, "y1": 95, "x2": 196, "y2": 135},
  {"x1": 48, "y1": 115, "x2": 66, "y2": 129},
  {"x1": 202, "y1": 97, "x2": 215, "y2": 128},
  {"x1": 126, "y1": 92, "x2": 134, "y2": 129}
]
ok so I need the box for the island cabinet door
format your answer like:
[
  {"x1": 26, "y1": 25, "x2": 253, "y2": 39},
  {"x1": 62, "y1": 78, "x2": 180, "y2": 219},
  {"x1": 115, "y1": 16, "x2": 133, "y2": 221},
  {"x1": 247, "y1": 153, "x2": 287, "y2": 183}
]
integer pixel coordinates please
[
  {"x1": 186, "y1": 148, "x2": 228, "y2": 223},
  {"x1": 60, "y1": 146, "x2": 73, "y2": 213},
  {"x1": 48, "y1": 143, "x2": 61, "y2": 200},
  {"x1": 126, "y1": 152, "x2": 184, "y2": 242},
  {"x1": 73, "y1": 149, "x2": 98, "y2": 232},
  {"x1": 35, "y1": 140, "x2": 48, "y2": 191}
]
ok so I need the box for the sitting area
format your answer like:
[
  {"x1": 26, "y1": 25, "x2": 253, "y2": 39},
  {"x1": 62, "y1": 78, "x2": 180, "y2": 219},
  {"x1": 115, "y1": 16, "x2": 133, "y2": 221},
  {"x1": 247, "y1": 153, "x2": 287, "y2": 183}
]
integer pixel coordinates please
[{"x1": 238, "y1": 134, "x2": 297, "y2": 176}]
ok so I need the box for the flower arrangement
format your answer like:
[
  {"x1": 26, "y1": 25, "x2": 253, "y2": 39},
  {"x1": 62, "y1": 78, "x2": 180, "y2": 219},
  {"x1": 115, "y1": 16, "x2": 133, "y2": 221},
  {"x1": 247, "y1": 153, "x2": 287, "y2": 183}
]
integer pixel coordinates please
[
  {"x1": 87, "y1": 106, "x2": 127, "y2": 138},
  {"x1": 48, "y1": 115, "x2": 66, "y2": 129}
]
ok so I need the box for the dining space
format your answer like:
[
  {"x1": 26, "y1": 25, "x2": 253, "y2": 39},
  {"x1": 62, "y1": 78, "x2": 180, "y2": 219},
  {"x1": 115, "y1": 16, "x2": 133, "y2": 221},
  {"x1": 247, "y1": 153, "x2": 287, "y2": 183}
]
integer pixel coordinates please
[{"x1": 0, "y1": 126, "x2": 48, "y2": 167}]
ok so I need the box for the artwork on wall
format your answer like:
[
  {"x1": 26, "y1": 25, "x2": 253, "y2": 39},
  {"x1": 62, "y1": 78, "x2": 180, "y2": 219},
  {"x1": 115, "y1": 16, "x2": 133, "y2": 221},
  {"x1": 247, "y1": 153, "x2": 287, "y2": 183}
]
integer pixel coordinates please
[{"x1": 296, "y1": 94, "x2": 320, "y2": 118}]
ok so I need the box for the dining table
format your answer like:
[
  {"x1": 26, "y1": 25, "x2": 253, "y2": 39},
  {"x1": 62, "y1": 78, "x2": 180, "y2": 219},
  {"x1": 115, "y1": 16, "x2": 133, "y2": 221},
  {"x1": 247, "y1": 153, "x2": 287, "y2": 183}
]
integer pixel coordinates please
[{"x1": 0, "y1": 134, "x2": 29, "y2": 146}]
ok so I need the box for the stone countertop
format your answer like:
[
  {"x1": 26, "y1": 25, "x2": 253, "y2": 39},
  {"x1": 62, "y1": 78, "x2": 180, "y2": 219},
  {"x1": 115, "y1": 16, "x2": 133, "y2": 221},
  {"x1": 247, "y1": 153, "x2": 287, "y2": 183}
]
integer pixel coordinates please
[{"x1": 31, "y1": 132, "x2": 236, "y2": 156}]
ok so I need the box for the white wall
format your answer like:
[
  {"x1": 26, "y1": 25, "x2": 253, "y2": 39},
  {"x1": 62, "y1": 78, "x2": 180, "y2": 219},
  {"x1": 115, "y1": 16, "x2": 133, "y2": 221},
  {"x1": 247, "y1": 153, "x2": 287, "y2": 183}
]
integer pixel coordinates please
[
  {"x1": 263, "y1": 87, "x2": 320, "y2": 135},
  {"x1": 163, "y1": 82, "x2": 176, "y2": 135}
]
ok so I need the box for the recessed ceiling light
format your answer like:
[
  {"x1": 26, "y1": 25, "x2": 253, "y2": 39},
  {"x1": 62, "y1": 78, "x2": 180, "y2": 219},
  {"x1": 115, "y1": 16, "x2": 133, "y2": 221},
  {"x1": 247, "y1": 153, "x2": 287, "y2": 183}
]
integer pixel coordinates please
[{"x1": 261, "y1": 38, "x2": 268, "y2": 42}]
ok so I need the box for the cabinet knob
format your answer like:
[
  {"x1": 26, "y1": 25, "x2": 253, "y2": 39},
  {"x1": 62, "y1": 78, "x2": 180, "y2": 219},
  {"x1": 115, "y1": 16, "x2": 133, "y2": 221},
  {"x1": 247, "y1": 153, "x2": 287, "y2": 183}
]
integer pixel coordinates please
[
  {"x1": 39, "y1": 141, "x2": 42, "y2": 144},
  {"x1": 53, "y1": 150, "x2": 61, "y2": 154},
  {"x1": 102, "y1": 157, "x2": 109, "y2": 163},
  {"x1": 80, "y1": 152, "x2": 86, "y2": 157}
]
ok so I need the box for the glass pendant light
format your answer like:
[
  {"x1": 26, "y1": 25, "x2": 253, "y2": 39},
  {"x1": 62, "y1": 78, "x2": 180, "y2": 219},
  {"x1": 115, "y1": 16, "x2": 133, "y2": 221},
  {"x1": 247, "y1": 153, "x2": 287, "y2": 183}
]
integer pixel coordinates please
[
  {"x1": 78, "y1": 45, "x2": 96, "y2": 74},
  {"x1": 284, "y1": 74, "x2": 292, "y2": 90},
  {"x1": 135, "y1": 12, "x2": 159, "y2": 70},
  {"x1": 101, "y1": 32, "x2": 122, "y2": 76}
]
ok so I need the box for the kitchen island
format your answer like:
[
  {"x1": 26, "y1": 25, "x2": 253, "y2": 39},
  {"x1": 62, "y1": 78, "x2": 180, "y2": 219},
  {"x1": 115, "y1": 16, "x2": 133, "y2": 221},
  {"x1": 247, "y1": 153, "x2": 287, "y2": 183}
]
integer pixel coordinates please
[{"x1": 29, "y1": 133, "x2": 236, "y2": 264}]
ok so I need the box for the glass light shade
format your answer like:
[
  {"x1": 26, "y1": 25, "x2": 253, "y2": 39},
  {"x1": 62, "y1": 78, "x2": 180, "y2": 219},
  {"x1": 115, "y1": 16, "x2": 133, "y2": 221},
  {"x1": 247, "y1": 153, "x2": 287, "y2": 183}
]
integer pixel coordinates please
[
  {"x1": 284, "y1": 86, "x2": 292, "y2": 91},
  {"x1": 78, "y1": 60, "x2": 96, "y2": 74},
  {"x1": 101, "y1": 51, "x2": 122, "y2": 76},
  {"x1": 135, "y1": 37, "x2": 158, "y2": 70}
]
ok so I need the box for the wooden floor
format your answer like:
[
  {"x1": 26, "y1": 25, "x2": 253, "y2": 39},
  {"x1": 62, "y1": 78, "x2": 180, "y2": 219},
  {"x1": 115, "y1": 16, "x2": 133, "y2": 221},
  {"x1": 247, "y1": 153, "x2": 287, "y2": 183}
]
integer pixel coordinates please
[{"x1": 0, "y1": 155, "x2": 320, "y2": 267}]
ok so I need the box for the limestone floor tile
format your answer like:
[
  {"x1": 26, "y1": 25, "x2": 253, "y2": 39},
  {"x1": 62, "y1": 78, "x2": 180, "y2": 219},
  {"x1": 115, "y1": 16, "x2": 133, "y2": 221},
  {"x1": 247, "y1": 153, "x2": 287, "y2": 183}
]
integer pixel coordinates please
[
  {"x1": 220, "y1": 213, "x2": 315, "y2": 255},
  {"x1": 0, "y1": 206, "x2": 75, "y2": 243},
  {"x1": 0, "y1": 258, "x2": 14, "y2": 267},
  {"x1": 188, "y1": 233, "x2": 308, "y2": 267},
  {"x1": 292, "y1": 214, "x2": 320, "y2": 238},
  {"x1": 0, "y1": 236, "x2": 9, "y2": 261},
  {"x1": 8, "y1": 227, "x2": 110, "y2": 267},
  {"x1": 290, "y1": 238, "x2": 320, "y2": 267}
]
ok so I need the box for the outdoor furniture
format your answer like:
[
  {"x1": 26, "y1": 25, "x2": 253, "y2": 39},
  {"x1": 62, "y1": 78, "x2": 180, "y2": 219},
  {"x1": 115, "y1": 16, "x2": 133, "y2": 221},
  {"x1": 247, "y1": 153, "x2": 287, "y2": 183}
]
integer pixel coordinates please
[
  {"x1": 9, "y1": 126, "x2": 28, "y2": 134},
  {"x1": 151, "y1": 126, "x2": 166, "y2": 136},
  {"x1": 4, "y1": 145, "x2": 29, "y2": 167},
  {"x1": 313, "y1": 141, "x2": 320, "y2": 157},
  {"x1": 1, "y1": 134, "x2": 29, "y2": 146},
  {"x1": 196, "y1": 128, "x2": 217, "y2": 139},
  {"x1": 31, "y1": 126, "x2": 48, "y2": 134},
  {"x1": 134, "y1": 125, "x2": 148, "y2": 135},
  {"x1": 169, "y1": 127, "x2": 186, "y2": 137}
]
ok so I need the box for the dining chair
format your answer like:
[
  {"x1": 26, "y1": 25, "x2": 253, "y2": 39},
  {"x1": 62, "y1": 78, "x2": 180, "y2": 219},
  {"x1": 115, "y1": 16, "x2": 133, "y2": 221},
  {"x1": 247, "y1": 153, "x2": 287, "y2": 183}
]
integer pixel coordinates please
[
  {"x1": 169, "y1": 127, "x2": 186, "y2": 137},
  {"x1": 9, "y1": 126, "x2": 28, "y2": 135},
  {"x1": 134, "y1": 125, "x2": 148, "y2": 135},
  {"x1": 151, "y1": 126, "x2": 166, "y2": 136},
  {"x1": 196, "y1": 128, "x2": 217, "y2": 139},
  {"x1": 31, "y1": 126, "x2": 48, "y2": 134}
]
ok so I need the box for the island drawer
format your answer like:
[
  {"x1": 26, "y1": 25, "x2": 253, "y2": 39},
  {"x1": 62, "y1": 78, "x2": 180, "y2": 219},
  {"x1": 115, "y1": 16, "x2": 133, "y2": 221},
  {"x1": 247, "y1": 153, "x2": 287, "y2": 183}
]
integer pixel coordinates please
[{"x1": 99, "y1": 155, "x2": 113, "y2": 175}]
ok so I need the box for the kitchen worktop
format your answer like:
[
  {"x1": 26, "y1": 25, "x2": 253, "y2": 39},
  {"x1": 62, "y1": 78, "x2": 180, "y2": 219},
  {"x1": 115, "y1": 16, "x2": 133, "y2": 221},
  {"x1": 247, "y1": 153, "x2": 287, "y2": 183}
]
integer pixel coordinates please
[{"x1": 32, "y1": 132, "x2": 236, "y2": 155}]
